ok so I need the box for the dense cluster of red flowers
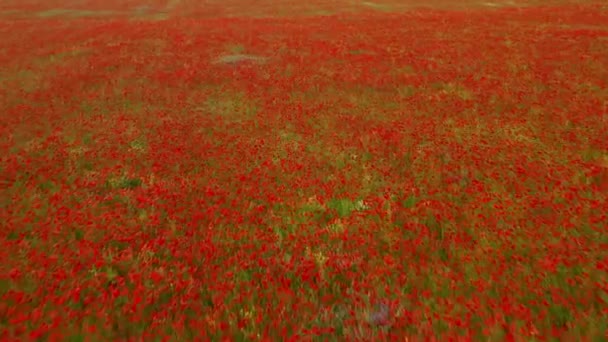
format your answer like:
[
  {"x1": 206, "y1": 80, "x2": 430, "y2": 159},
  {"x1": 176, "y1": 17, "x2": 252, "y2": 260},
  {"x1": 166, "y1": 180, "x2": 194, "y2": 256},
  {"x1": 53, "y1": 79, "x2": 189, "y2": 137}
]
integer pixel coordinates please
[{"x1": 1, "y1": 2, "x2": 607, "y2": 340}]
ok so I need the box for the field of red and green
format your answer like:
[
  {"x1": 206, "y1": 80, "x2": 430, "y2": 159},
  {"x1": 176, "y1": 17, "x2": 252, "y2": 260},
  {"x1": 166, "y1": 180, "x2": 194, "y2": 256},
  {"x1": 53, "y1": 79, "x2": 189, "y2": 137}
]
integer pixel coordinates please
[{"x1": 1, "y1": 0, "x2": 608, "y2": 340}]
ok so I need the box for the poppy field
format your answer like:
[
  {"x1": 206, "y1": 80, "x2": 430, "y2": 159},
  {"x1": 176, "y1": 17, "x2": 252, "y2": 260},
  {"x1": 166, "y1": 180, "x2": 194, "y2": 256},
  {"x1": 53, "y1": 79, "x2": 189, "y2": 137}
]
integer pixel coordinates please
[{"x1": 1, "y1": 0, "x2": 608, "y2": 340}]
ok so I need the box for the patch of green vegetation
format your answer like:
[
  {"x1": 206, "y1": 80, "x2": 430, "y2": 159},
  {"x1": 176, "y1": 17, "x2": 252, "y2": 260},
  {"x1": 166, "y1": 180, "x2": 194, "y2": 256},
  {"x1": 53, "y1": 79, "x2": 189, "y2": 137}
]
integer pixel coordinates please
[
  {"x1": 225, "y1": 44, "x2": 246, "y2": 55},
  {"x1": 439, "y1": 82, "x2": 475, "y2": 100},
  {"x1": 36, "y1": 9, "x2": 119, "y2": 18},
  {"x1": 397, "y1": 85, "x2": 418, "y2": 98},
  {"x1": 349, "y1": 49, "x2": 375, "y2": 55},
  {"x1": 361, "y1": 1, "x2": 393, "y2": 11},
  {"x1": 38, "y1": 179, "x2": 60, "y2": 194},
  {"x1": 105, "y1": 175, "x2": 142, "y2": 190},
  {"x1": 214, "y1": 54, "x2": 267, "y2": 65},
  {"x1": 327, "y1": 198, "x2": 369, "y2": 218},
  {"x1": 145, "y1": 12, "x2": 170, "y2": 21},
  {"x1": 34, "y1": 48, "x2": 90, "y2": 68},
  {"x1": 129, "y1": 138, "x2": 147, "y2": 152},
  {"x1": 204, "y1": 90, "x2": 259, "y2": 122},
  {"x1": 3, "y1": 70, "x2": 45, "y2": 93},
  {"x1": 305, "y1": 9, "x2": 335, "y2": 16},
  {"x1": 402, "y1": 195, "x2": 419, "y2": 209},
  {"x1": 0, "y1": 10, "x2": 22, "y2": 17}
]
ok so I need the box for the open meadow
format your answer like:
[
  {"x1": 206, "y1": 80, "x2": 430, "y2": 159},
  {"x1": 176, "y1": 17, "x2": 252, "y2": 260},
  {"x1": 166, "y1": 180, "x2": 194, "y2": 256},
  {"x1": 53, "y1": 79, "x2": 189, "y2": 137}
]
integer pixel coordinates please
[{"x1": 1, "y1": 0, "x2": 608, "y2": 340}]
